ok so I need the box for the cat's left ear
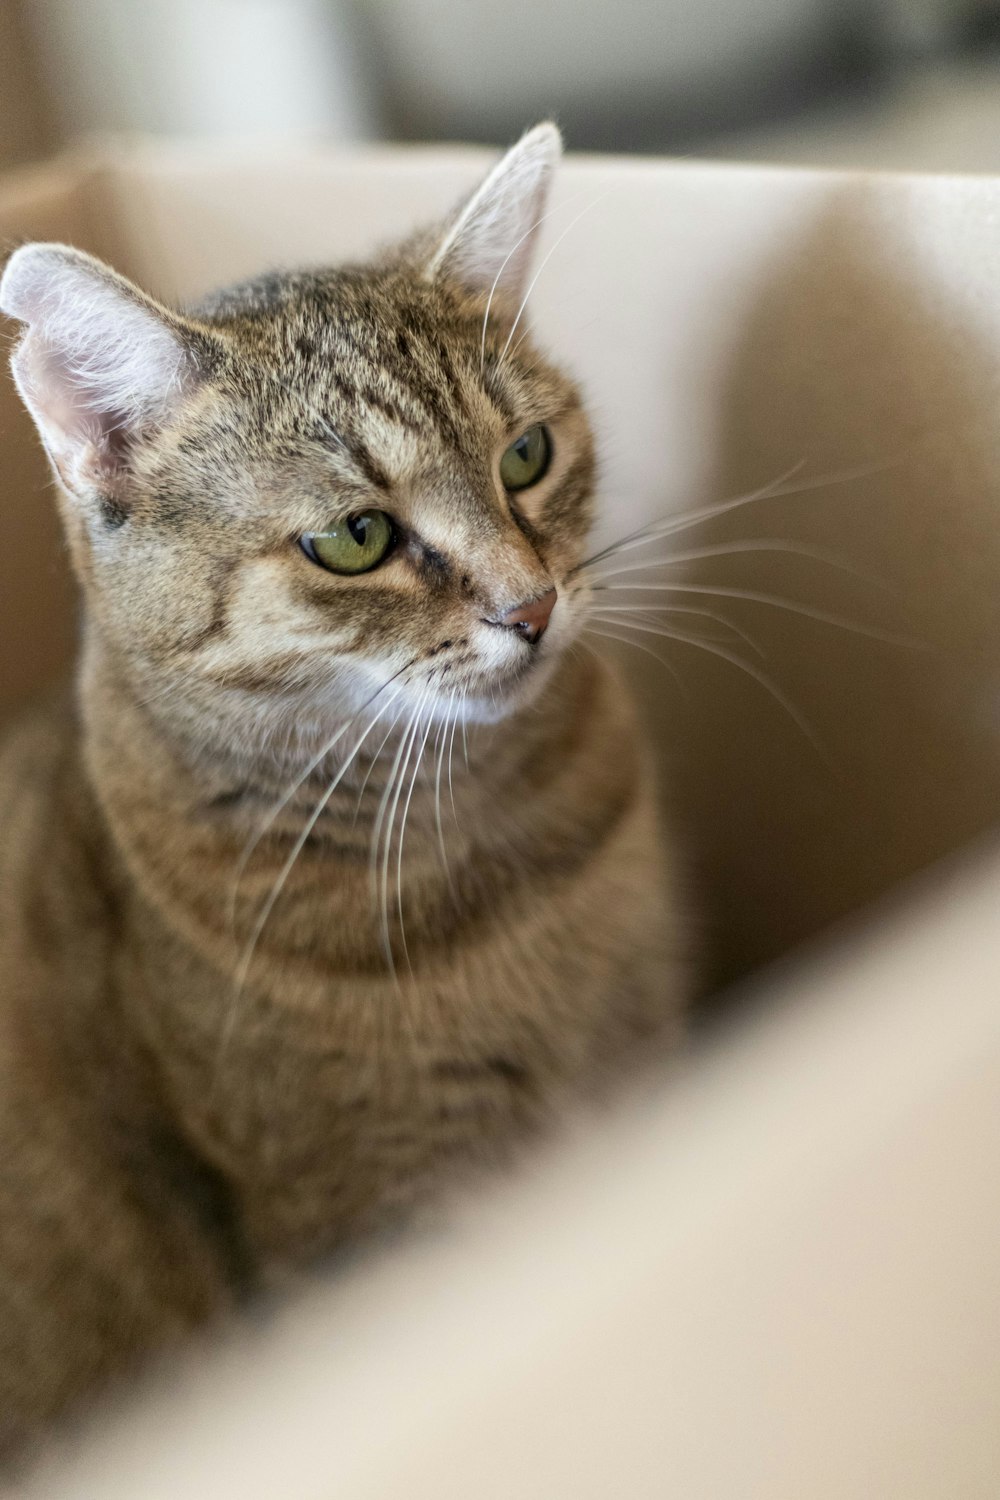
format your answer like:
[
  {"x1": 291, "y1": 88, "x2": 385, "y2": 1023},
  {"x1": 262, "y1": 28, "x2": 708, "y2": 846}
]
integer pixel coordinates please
[
  {"x1": 426, "y1": 122, "x2": 562, "y2": 325},
  {"x1": 0, "y1": 243, "x2": 213, "y2": 501}
]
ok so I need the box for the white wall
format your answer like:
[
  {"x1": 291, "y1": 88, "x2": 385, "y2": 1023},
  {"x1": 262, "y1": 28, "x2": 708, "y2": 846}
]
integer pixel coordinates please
[
  {"x1": 24, "y1": 0, "x2": 376, "y2": 142},
  {"x1": 364, "y1": 0, "x2": 837, "y2": 113}
]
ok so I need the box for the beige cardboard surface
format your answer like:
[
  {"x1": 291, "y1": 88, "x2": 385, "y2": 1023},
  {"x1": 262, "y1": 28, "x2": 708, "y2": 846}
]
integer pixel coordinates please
[
  {"x1": 0, "y1": 156, "x2": 100, "y2": 716},
  {"x1": 22, "y1": 838, "x2": 1000, "y2": 1499},
  {"x1": 2, "y1": 140, "x2": 1000, "y2": 985},
  {"x1": 0, "y1": 2, "x2": 56, "y2": 172}
]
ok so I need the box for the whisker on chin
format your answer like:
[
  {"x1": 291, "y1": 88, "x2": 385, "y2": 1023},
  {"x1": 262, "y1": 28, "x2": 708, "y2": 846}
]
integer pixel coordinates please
[
  {"x1": 460, "y1": 690, "x2": 471, "y2": 769},
  {"x1": 446, "y1": 690, "x2": 463, "y2": 823},
  {"x1": 434, "y1": 689, "x2": 459, "y2": 902},
  {"x1": 370, "y1": 701, "x2": 420, "y2": 978},
  {"x1": 217, "y1": 679, "x2": 410, "y2": 1080},
  {"x1": 372, "y1": 690, "x2": 439, "y2": 983},
  {"x1": 352, "y1": 701, "x2": 409, "y2": 827},
  {"x1": 395, "y1": 699, "x2": 436, "y2": 979},
  {"x1": 226, "y1": 662, "x2": 414, "y2": 944}
]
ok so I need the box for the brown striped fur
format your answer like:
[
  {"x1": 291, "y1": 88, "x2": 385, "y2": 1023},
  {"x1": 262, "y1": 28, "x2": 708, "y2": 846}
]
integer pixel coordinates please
[{"x1": 0, "y1": 126, "x2": 684, "y2": 1460}]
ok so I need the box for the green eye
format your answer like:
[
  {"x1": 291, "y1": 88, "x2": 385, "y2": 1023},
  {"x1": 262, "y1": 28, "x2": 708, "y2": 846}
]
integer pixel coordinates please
[
  {"x1": 301, "y1": 511, "x2": 395, "y2": 575},
  {"x1": 499, "y1": 425, "x2": 552, "y2": 491}
]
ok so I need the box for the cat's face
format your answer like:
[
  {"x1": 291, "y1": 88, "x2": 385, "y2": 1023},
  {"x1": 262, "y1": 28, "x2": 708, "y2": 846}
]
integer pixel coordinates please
[
  {"x1": 115, "y1": 265, "x2": 593, "y2": 738},
  {"x1": 1, "y1": 125, "x2": 595, "y2": 758}
]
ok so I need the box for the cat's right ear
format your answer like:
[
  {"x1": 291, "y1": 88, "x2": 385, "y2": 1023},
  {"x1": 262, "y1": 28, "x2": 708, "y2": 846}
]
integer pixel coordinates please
[
  {"x1": 426, "y1": 122, "x2": 562, "y2": 324},
  {"x1": 0, "y1": 243, "x2": 212, "y2": 501}
]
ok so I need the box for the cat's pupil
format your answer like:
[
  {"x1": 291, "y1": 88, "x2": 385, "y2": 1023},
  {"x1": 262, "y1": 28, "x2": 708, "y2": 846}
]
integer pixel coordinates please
[{"x1": 348, "y1": 515, "x2": 368, "y2": 545}]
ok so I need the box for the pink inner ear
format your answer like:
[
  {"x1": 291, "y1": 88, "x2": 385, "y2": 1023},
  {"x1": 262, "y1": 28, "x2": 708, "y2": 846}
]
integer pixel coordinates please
[
  {"x1": 19, "y1": 335, "x2": 113, "y2": 442},
  {"x1": 2, "y1": 246, "x2": 196, "y2": 490},
  {"x1": 12, "y1": 333, "x2": 135, "y2": 486}
]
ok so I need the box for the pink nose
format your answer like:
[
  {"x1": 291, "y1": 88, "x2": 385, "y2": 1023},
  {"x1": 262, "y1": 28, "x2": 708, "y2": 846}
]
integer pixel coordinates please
[{"x1": 497, "y1": 587, "x2": 558, "y2": 645}]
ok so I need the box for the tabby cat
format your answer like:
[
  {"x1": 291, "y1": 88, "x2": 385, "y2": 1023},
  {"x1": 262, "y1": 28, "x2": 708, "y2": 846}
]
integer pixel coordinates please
[{"x1": 0, "y1": 124, "x2": 684, "y2": 1459}]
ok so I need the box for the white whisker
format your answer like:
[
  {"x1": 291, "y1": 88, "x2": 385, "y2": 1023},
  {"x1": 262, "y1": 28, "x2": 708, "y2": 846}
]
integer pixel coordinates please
[
  {"x1": 498, "y1": 188, "x2": 616, "y2": 368},
  {"x1": 592, "y1": 580, "x2": 920, "y2": 647},
  {"x1": 583, "y1": 620, "x2": 687, "y2": 697},
  {"x1": 446, "y1": 692, "x2": 461, "y2": 822},
  {"x1": 587, "y1": 610, "x2": 830, "y2": 762},
  {"x1": 478, "y1": 186, "x2": 597, "y2": 374},
  {"x1": 227, "y1": 668, "x2": 410, "y2": 942},
  {"x1": 460, "y1": 692, "x2": 470, "y2": 769},
  {"x1": 372, "y1": 697, "x2": 424, "y2": 976},
  {"x1": 352, "y1": 702, "x2": 409, "y2": 826},
  {"x1": 589, "y1": 536, "x2": 891, "y2": 591},
  {"x1": 435, "y1": 690, "x2": 458, "y2": 899},
  {"x1": 588, "y1": 603, "x2": 766, "y2": 657},
  {"x1": 218, "y1": 690, "x2": 404, "y2": 1073},
  {"x1": 574, "y1": 459, "x2": 895, "y2": 575},
  {"x1": 395, "y1": 701, "x2": 435, "y2": 977}
]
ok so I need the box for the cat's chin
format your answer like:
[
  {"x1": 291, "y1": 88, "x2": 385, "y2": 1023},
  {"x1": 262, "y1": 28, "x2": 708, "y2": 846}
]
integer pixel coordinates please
[{"x1": 459, "y1": 652, "x2": 560, "y2": 724}]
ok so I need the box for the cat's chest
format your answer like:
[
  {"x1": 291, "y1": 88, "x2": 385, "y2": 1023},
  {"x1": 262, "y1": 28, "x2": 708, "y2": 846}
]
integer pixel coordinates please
[
  {"x1": 130, "y1": 932, "x2": 596, "y2": 1269},
  {"x1": 123, "y1": 809, "x2": 655, "y2": 1269},
  {"x1": 106, "y1": 655, "x2": 671, "y2": 1267}
]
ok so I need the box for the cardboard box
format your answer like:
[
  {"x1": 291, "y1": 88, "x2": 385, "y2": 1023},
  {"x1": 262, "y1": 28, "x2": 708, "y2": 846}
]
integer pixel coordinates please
[{"x1": 3, "y1": 140, "x2": 1000, "y2": 1495}]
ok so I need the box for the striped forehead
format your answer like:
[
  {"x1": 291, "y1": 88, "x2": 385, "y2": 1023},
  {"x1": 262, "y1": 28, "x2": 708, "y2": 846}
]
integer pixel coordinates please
[
  {"x1": 308, "y1": 365, "x2": 503, "y2": 510},
  {"x1": 207, "y1": 268, "x2": 547, "y2": 456},
  {"x1": 291, "y1": 318, "x2": 514, "y2": 490},
  {"x1": 206, "y1": 271, "x2": 558, "y2": 533},
  {"x1": 312, "y1": 332, "x2": 508, "y2": 448}
]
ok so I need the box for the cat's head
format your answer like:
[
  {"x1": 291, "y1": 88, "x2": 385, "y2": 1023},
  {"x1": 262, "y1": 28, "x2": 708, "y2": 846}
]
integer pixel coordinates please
[{"x1": 1, "y1": 124, "x2": 595, "y2": 757}]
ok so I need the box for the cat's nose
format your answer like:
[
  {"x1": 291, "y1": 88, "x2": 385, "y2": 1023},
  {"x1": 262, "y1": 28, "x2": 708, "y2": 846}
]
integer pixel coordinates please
[{"x1": 494, "y1": 587, "x2": 558, "y2": 645}]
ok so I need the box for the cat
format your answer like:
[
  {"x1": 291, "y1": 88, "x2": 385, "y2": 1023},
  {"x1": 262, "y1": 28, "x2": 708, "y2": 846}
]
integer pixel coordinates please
[{"x1": 0, "y1": 123, "x2": 685, "y2": 1460}]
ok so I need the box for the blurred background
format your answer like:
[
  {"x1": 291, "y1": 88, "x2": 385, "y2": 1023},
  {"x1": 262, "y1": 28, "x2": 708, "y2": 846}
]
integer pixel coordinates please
[{"x1": 3, "y1": 0, "x2": 1000, "y2": 175}]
